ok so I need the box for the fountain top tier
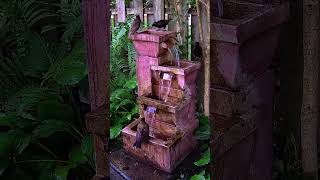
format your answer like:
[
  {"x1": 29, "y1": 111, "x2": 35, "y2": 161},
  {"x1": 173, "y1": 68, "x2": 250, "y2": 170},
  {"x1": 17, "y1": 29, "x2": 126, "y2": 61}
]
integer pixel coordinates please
[
  {"x1": 130, "y1": 30, "x2": 177, "y2": 58},
  {"x1": 129, "y1": 29, "x2": 176, "y2": 43}
]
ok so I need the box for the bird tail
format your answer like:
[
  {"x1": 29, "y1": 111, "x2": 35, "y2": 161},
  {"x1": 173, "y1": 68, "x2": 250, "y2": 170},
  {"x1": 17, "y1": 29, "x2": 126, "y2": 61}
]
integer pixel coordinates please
[{"x1": 133, "y1": 139, "x2": 142, "y2": 148}]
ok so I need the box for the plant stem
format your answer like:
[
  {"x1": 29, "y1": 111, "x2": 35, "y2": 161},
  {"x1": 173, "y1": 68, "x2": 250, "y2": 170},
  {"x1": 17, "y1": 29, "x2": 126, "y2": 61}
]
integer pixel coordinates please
[{"x1": 33, "y1": 140, "x2": 59, "y2": 159}]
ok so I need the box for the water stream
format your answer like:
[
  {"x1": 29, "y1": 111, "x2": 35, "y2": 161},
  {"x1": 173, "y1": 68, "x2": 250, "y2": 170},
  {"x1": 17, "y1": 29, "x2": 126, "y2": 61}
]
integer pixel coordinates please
[
  {"x1": 168, "y1": 46, "x2": 180, "y2": 68},
  {"x1": 144, "y1": 106, "x2": 156, "y2": 125},
  {"x1": 159, "y1": 72, "x2": 174, "y2": 103}
]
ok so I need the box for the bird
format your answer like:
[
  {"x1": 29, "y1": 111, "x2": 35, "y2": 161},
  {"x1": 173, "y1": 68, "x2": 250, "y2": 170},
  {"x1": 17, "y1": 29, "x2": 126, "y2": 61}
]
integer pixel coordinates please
[
  {"x1": 193, "y1": 42, "x2": 203, "y2": 60},
  {"x1": 152, "y1": 19, "x2": 170, "y2": 30},
  {"x1": 129, "y1": 15, "x2": 141, "y2": 37},
  {"x1": 133, "y1": 118, "x2": 149, "y2": 148}
]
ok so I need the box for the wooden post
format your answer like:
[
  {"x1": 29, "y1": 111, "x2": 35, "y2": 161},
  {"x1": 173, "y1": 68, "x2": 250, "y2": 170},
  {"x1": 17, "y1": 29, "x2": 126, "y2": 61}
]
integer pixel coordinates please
[
  {"x1": 82, "y1": 0, "x2": 110, "y2": 179},
  {"x1": 196, "y1": 0, "x2": 210, "y2": 116},
  {"x1": 117, "y1": 0, "x2": 126, "y2": 22},
  {"x1": 133, "y1": 0, "x2": 143, "y2": 20},
  {"x1": 153, "y1": 0, "x2": 164, "y2": 22},
  {"x1": 301, "y1": 0, "x2": 319, "y2": 178}
]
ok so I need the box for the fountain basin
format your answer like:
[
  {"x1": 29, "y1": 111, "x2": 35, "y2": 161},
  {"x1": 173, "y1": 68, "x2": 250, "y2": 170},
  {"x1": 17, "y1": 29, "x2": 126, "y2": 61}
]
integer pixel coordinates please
[
  {"x1": 137, "y1": 96, "x2": 198, "y2": 133},
  {"x1": 151, "y1": 60, "x2": 201, "y2": 90},
  {"x1": 130, "y1": 30, "x2": 176, "y2": 57},
  {"x1": 121, "y1": 118, "x2": 197, "y2": 173}
]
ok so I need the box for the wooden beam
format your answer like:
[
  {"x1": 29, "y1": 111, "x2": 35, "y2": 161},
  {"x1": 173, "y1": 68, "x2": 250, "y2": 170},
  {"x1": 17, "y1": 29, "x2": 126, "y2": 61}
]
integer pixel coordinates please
[
  {"x1": 301, "y1": 0, "x2": 319, "y2": 178},
  {"x1": 153, "y1": 0, "x2": 164, "y2": 22},
  {"x1": 117, "y1": 0, "x2": 126, "y2": 22},
  {"x1": 82, "y1": 0, "x2": 110, "y2": 178},
  {"x1": 196, "y1": 0, "x2": 210, "y2": 116}
]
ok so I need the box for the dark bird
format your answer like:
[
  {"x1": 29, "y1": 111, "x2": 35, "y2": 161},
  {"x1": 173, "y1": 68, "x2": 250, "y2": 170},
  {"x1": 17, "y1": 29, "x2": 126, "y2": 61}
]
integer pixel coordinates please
[
  {"x1": 133, "y1": 118, "x2": 149, "y2": 148},
  {"x1": 152, "y1": 19, "x2": 170, "y2": 29},
  {"x1": 193, "y1": 42, "x2": 202, "y2": 59},
  {"x1": 129, "y1": 15, "x2": 141, "y2": 37}
]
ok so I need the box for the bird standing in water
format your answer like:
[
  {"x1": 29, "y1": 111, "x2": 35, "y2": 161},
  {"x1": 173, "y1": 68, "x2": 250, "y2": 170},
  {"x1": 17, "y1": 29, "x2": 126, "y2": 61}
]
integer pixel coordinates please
[
  {"x1": 129, "y1": 15, "x2": 141, "y2": 37},
  {"x1": 152, "y1": 19, "x2": 170, "y2": 30},
  {"x1": 133, "y1": 118, "x2": 149, "y2": 148}
]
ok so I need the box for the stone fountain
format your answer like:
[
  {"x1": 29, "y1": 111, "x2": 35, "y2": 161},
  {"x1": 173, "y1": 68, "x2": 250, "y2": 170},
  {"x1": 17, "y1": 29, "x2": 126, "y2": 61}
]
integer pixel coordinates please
[{"x1": 120, "y1": 29, "x2": 200, "y2": 173}]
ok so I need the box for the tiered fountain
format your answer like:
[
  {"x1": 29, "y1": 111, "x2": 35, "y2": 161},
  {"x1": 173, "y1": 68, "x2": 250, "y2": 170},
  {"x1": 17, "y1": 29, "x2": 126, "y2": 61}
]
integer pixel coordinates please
[{"x1": 121, "y1": 29, "x2": 200, "y2": 173}]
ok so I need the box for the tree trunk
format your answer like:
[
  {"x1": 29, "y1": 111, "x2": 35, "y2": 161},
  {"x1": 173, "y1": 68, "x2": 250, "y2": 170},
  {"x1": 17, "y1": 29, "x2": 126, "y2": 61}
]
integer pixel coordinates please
[{"x1": 301, "y1": 0, "x2": 319, "y2": 178}]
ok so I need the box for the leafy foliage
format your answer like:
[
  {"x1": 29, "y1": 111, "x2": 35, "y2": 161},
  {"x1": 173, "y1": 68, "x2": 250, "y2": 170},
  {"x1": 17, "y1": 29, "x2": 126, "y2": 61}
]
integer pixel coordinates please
[
  {"x1": 109, "y1": 16, "x2": 139, "y2": 140},
  {"x1": 0, "y1": 0, "x2": 93, "y2": 179}
]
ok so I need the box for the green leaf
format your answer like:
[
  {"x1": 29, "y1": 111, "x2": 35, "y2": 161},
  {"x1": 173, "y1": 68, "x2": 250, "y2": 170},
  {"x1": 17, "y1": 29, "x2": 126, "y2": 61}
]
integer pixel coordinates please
[
  {"x1": 194, "y1": 115, "x2": 210, "y2": 140},
  {"x1": 20, "y1": 32, "x2": 51, "y2": 78},
  {"x1": 54, "y1": 164, "x2": 74, "y2": 180},
  {"x1": 190, "y1": 170, "x2": 206, "y2": 180},
  {"x1": 0, "y1": 133, "x2": 14, "y2": 157},
  {"x1": 81, "y1": 135, "x2": 95, "y2": 169},
  {"x1": 32, "y1": 120, "x2": 72, "y2": 139},
  {"x1": 69, "y1": 145, "x2": 87, "y2": 165},
  {"x1": 53, "y1": 61, "x2": 87, "y2": 85},
  {"x1": 36, "y1": 100, "x2": 74, "y2": 121},
  {"x1": 110, "y1": 124, "x2": 122, "y2": 140},
  {"x1": 0, "y1": 112, "x2": 35, "y2": 129},
  {"x1": 194, "y1": 148, "x2": 210, "y2": 167},
  {"x1": 8, "y1": 130, "x2": 31, "y2": 155},
  {"x1": 0, "y1": 158, "x2": 9, "y2": 176},
  {"x1": 124, "y1": 77, "x2": 137, "y2": 89}
]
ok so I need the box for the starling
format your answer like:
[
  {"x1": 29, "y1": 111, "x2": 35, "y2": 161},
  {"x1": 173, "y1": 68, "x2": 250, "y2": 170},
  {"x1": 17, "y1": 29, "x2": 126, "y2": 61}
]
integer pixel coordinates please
[
  {"x1": 129, "y1": 15, "x2": 141, "y2": 37},
  {"x1": 133, "y1": 118, "x2": 149, "y2": 148},
  {"x1": 193, "y1": 42, "x2": 203, "y2": 59},
  {"x1": 152, "y1": 19, "x2": 170, "y2": 29}
]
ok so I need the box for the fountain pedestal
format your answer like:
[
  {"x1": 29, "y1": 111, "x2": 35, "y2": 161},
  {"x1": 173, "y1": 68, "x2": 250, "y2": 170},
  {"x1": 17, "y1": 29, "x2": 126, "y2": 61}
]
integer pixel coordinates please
[{"x1": 120, "y1": 30, "x2": 200, "y2": 173}]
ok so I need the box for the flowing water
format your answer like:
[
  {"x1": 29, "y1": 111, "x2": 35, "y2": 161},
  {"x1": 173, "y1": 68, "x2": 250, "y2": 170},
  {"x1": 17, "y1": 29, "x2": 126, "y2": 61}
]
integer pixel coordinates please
[
  {"x1": 168, "y1": 46, "x2": 180, "y2": 67},
  {"x1": 144, "y1": 106, "x2": 156, "y2": 125},
  {"x1": 159, "y1": 72, "x2": 174, "y2": 103}
]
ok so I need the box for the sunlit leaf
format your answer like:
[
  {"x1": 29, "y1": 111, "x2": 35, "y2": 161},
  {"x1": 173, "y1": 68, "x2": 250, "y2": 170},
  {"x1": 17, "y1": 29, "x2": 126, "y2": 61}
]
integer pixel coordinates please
[
  {"x1": 110, "y1": 124, "x2": 122, "y2": 140},
  {"x1": 194, "y1": 148, "x2": 210, "y2": 167}
]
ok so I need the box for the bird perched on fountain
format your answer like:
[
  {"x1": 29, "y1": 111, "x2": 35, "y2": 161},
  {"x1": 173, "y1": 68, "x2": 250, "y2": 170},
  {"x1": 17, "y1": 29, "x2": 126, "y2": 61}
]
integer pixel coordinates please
[
  {"x1": 193, "y1": 42, "x2": 203, "y2": 60},
  {"x1": 152, "y1": 19, "x2": 171, "y2": 30},
  {"x1": 129, "y1": 15, "x2": 141, "y2": 38},
  {"x1": 133, "y1": 118, "x2": 149, "y2": 148}
]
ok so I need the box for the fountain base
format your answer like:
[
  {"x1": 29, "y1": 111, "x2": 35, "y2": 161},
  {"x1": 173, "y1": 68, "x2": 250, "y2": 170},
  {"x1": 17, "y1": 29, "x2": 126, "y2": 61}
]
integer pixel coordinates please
[{"x1": 121, "y1": 118, "x2": 198, "y2": 173}]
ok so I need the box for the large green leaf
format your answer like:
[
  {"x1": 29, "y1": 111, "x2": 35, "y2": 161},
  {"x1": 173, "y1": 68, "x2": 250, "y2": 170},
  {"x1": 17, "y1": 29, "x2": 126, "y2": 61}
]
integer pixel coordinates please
[
  {"x1": 32, "y1": 120, "x2": 72, "y2": 139},
  {"x1": 194, "y1": 148, "x2": 210, "y2": 167},
  {"x1": 190, "y1": 170, "x2": 206, "y2": 180},
  {"x1": 69, "y1": 145, "x2": 87, "y2": 165},
  {"x1": 81, "y1": 135, "x2": 95, "y2": 169},
  {"x1": 110, "y1": 124, "x2": 122, "y2": 140},
  {"x1": 8, "y1": 130, "x2": 31, "y2": 155},
  {"x1": 10, "y1": 87, "x2": 60, "y2": 113},
  {"x1": 0, "y1": 133, "x2": 14, "y2": 157},
  {"x1": 54, "y1": 164, "x2": 74, "y2": 180},
  {"x1": 0, "y1": 158, "x2": 9, "y2": 176},
  {"x1": 53, "y1": 61, "x2": 87, "y2": 85},
  {"x1": 0, "y1": 112, "x2": 35, "y2": 129},
  {"x1": 20, "y1": 32, "x2": 51, "y2": 78},
  {"x1": 194, "y1": 115, "x2": 210, "y2": 140},
  {"x1": 36, "y1": 100, "x2": 74, "y2": 121}
]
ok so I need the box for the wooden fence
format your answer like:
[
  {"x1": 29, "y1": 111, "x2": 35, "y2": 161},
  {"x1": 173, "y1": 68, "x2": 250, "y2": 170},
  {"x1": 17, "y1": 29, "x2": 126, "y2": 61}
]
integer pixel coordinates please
[{"x1": 111, "y1": 0, "x2": 201, "y2": 60}]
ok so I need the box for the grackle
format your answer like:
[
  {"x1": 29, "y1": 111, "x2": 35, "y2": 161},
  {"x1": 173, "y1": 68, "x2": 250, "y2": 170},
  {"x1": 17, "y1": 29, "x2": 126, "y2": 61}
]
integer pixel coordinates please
[
  {"x1": 133, "y1": 118, "x2": 149, "y2": 148},
  {"x1": 129, "y1": 15, "x2": 141, "y2": 37},
  {"x1": 152, "y1": 19, "x2": 170, "y2": 29},
  {"x1": 193, "y1": 42, "x2": 202, "y2": 60}
]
